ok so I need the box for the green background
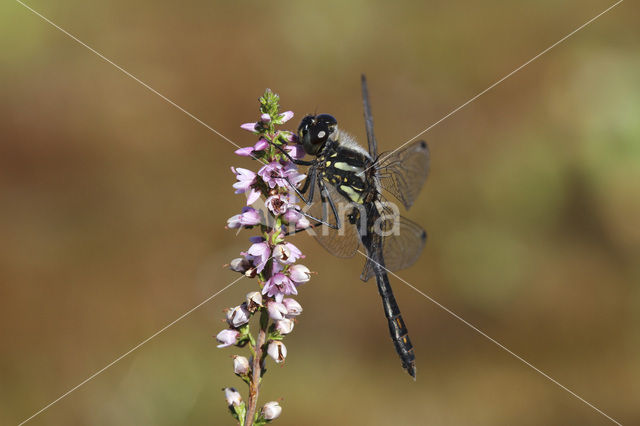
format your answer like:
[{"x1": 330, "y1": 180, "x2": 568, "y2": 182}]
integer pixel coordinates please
[{"x1": 1, "y1": 1, "x2": 638, "y2": 424}]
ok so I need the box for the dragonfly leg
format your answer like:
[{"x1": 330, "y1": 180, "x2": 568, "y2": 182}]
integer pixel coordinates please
[
  {"x1": 291, "y1": 180, "x2": 341, "y2": 231},
  {"x1": 267, "y1": 139, "x2": 314, "y2": 166}
]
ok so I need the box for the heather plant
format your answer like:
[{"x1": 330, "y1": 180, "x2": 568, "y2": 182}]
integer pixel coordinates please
[{"x1": 216, "y1": 90, "x2": 310, "y2": 425}]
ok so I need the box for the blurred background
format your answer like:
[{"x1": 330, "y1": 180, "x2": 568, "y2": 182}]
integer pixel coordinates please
[{"x1": 1, "y1": 0, "x2": 638, "y2": 424}]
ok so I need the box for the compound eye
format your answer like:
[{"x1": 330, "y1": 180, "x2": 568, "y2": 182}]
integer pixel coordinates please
[
  {"x1": 311, "y1": 121, "x2": 335, "y2": 146},
  {"x1": 312, "y1": 114, "x2": 337, "y2": 145},
  {"x1": 296, "y1": 115, "x2": 313, "y2": 143},
  {"x1": 297, "y1": 115, "x2": 314, "y2": 135},
  {"x1": 316, "y1": 114, "x2": 337, "y2": 126}
]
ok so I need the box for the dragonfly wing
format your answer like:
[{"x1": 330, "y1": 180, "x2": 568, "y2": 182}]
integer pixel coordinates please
[
  {"x1": 361, "y1": 74, "x2": 378, "y2": 158},
  {"x1": 377, "y1": 140, "x2": 430, "y2": 209},
  {"x1": 305, "y1": 176, "x2": 360, "y2": 258},
  {"x1": 361, "y1": 215, "x2": 427, "y2": 281}
]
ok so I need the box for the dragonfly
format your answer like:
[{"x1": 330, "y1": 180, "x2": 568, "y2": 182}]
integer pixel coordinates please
[{"x1": 277, "y1": 75, "x2": 430, "y2": 378}]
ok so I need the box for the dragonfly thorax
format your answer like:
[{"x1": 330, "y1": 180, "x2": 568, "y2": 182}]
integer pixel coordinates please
[{"x1": 318, "y1": 135, "x2": 378, "y2": 205}]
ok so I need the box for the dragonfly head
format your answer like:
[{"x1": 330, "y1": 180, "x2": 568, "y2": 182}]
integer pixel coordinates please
[{"x1": 297, "y1": 114, "x2": 337, "y2": 156}]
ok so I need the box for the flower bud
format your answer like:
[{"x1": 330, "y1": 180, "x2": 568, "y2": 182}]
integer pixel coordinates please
[
  {"x1": 215, "y1": 329, "x2": 239, "y2": 348},
  {"x1": 234, "y1": 146, "x2": 255, "y2": 157},
  {"x1": 226, "y1": 213, "x2": 242, "y2": 229},
  {"x1": 279, "y1": 111, "x2": 294, "y2": 123},
  {"x1": 285, "y1": 142, "x2": 304, "y2": 159},
  {"x1": 266, "y1": 301, "x2": 288, "y2": 321},
  {"x1": 229, "y1": 257, "x2": 251, "y2": 273},
  {"x1": 224, "y1": 387, "x2": 243, "y2": 407},
  {"x1": 267, "y1": 341, "x2": 287, "y2": 363},
  {"x1": 296, "y1": 215, "x2": 311, "y2": 230},
  {"x1": 282, "y1": 298, "x2": 302, "y2": 317},
  {"x1": 226, "y1": 303, "x2": 251, "y2": 328},
  {"x1": 245, "y1": 291, "x2": 263, "y2": 313},
  {"x1": 283, "y1": 208, "x2": 302, "y2": 224},
  {"x1": 240, "y1": 122, "x2": 258, "y2": 132},
  {"x1": 282, "y1": 131, "x2": 297, "y2": 143},
  {"x1": 275, "y1": 318, "x2": 294, "y2": 335},
  {"x1": 239, "y1": 207, "x2": 262, "y2": 226},
  {"x1": 232, "y1": 355, "x2": 250, "y2": 375},
  {"x1": 262, "y1": 401, "x2": 282, "y2": 420},
  {"x1": 254, "y1": 138, "x2": 269, "y2": 151},
  {"x1": 289, "y1": 264, "x2": 311, "y2": 284},
  {"x1": 260, "y1": 113, "x2": 271, "y2": 123}
]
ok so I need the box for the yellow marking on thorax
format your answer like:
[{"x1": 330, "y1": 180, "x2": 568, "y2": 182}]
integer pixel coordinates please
[
  {"x1": 334, "y1": 162, "x2": 364, "y2": 173},
  {"x1": 339, "y1": 185, "x2": 364, "y2": 203}
]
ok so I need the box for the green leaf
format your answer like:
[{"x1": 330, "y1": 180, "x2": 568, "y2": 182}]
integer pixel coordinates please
[{"x1": 233, "y1": 402, "x2": 247, "y2": 426}]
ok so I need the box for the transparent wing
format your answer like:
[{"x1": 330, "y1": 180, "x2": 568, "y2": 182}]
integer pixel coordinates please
[
  {"x1": 377, "y1": 140, "x2": 430, "y2": 209},
  {"x1": 304, "y1": 176, "x2": 360, "y2": 258},
  {"x1": 361, "y1": 74, "x2": 378, "y2": 158},
  {"x1": 361, "y1": 211, "x2": 427, "y2": 282}
]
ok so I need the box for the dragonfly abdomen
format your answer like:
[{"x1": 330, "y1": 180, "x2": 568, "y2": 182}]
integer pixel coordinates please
[{"x1": 374, "y1": 260, "x2": 417, "y2": 379}]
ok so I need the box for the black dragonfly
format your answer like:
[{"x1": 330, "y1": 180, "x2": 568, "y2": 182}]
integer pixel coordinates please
[{"x1": 278, "y1": 76, "x2": 430, "y2": 378}]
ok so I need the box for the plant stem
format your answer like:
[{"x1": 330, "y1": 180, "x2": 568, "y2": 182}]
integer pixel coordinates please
[{"x1": 245, "y1": 309, "x2": 268, "y2": 425}]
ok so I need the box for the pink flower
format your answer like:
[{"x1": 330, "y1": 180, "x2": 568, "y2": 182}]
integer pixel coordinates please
[
  {"x1": 260, "y1": 113, "x2": 271, "y2": 123},
  {"x1": 241, "y1": 207, "x2": 262, "y2": 225},
  {"x1": 245, "y1": 240, "x2": 271, "y2": 273},
  {"x1": 257, "y1": 162, "x2": 305, "y2": 190},
  {"x1": 233, "y1": 355, "x2": 250, "y2": 375},
  {"x1": 282, "y1": 298, "x2": 303, "y2": 317},
  {"x1": 226, "y1": 206, "x2": 262, "y2": 228},
  {"x1": 263, "y1": 271, "x2": 298, "y2": 302},
  {"x1": 226, "y1": 303, "x2": 251, "y2": 328},
  {"x1": 216, "y1": 329, "x2": 239, "y2": 348},
  {"x1": 245, "y1": 291, "x2": 263, "y2": 312},
  {"x1": 265, "y1": 194, "x2": 290, "y2": 215},
  {"x1": 258, "y1": 162, "x2": 288, "y2": 189},
  {"x1": 224, "y1": 387, "x2": 243, "y2": 406},
  {"x1": 267, "y1": 341, "x2": 287, "y2": 363},
  {"x1": 262, "y1": 401, "x2": 282, "y2": 420},
  {"x1": 283, "y1": 208, "x2": 301, "y2": 224},
  {"x1": 283, "y1": 208, "x2": 311, "y2": 230},
  {"x1": 284, "y1": 162, "x2": 306, "y2": 184},
  {"x1": 289, "y1": 264, "x2": 311, "y2": 284},
  {"x1": 231, "y1": 167, "x2": 261, "y2": 205},
  {"x1": 266, "y1": 300, "x2": 288, "y2": 321},
  {"x1": 246, "y1": 187, "x2": 261, "y2": 205},
  {"x1": 231, "y1": 167, "x2": 255, "y2": 192},
  {"x1": 273, "y1": 242, "x2": 303, "y2": 264},
  {"x1": 275, "y1": 318, "x2": 294, "y2": 335}
]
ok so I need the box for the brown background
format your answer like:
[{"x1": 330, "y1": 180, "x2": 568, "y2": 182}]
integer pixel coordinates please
[{"x1": 1, "y1": 1, "x2": 638, "y2": 425}]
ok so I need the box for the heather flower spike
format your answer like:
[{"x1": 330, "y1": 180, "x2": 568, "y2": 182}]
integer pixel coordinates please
[{"x1": 217, "y1": 89, "x2": 312, "y2": 426}]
